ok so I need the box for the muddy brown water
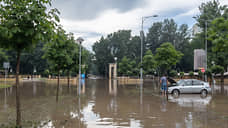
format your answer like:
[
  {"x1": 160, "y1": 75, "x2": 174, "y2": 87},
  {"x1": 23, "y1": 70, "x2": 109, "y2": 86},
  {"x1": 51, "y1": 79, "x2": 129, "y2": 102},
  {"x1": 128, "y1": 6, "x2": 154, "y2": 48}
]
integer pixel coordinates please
[{"x1": 0, "y1": 79, "x2": 228, "y2": 128}]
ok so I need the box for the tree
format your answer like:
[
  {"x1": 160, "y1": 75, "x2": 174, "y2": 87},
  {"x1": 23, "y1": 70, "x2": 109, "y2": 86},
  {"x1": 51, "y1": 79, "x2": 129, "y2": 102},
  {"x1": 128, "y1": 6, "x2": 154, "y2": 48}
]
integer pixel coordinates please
[
  {"x1": 195, "y1": 0, "x2": 226, "y2": 30},
  {"x1": 179, "y1": 72, "x2": 184, "y2": 79},
  {"x1": 126, "y1": 36, "x2": 141, "y2": 61},
  {"x1": 0, "y1": 0, "x2": 59, "y2": 126},
  {"x1": 142, "y1": 50, "x2": 156, "y2": 75},
  {"x1": 118, "y1": 56, "x2": 133, "y2": 76},
  {"x1": 93, "y1": 30, "x2": 132, "y2": 77},
  {"x1": 146, "y1": 19, "x2": 191, "y2": 72},
  {"x1": 208, "y1": 17, "x2": 228, "y2": 83},
  {"x1": 63, "y1": 33, "x2": 79, "y2": 87},
  {"x1": 43, "y1": 27, "x2": 72, "y2": 102},
  {"x1": 146, "y1": 22, "x2": 163, "y2": 53},
  {"x1": 93, "y1": 37, "x2": 113, "y2": 77},
  {"x1": 193, "y1": 0, "x2": 228, "y2": 68},
  {"x1": 155, "y1": 43, "x2": 183, "y2": 75},
  {"x1": 189, "y1": 71, "x2": 194, "y2": 78},
  {"x1": 169, "y1": 70, "x2": 178, "y2": 78}
]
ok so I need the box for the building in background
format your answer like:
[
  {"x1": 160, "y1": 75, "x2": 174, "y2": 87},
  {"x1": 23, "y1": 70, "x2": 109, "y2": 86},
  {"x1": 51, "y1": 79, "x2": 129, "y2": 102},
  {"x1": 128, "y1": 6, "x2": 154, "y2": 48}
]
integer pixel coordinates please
[{"x1": 194, "y1": 49, "x2": 206, "y2": 71}]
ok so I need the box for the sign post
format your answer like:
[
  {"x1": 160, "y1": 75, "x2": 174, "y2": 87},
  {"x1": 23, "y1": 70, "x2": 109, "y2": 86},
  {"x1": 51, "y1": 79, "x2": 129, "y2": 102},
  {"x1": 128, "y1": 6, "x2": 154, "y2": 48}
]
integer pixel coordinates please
[
  {"x1": 3, "y1": 62, "x2": 10, "y2": 86},
  {"x1": 201, "y1": 68, "x2": 205, "y2": 73}
]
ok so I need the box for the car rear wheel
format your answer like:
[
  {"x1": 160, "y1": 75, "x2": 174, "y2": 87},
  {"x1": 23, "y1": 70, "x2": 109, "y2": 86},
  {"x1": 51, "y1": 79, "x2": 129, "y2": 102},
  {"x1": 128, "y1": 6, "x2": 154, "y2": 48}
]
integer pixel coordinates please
[
  {"x1": 201, "y1": 89, "x2": 207, "y2": 97},
  {"x1": 172, "y1": 89, "x2": 180, "y2": 96}
]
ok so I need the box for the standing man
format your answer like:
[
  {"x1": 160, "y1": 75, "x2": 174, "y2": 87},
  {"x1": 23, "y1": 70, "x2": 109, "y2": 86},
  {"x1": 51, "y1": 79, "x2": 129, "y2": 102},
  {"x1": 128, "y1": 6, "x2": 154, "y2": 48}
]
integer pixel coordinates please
[{"x1": 160, "y1": 74, "x2": 168, "y2": 96}]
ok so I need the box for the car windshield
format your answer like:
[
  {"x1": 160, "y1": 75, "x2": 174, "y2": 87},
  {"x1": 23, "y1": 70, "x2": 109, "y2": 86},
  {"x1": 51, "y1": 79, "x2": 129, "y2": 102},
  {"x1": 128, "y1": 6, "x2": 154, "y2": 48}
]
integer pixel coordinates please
[{"x1": 177, "y1": 80, "x2": 184, "y2": 86}]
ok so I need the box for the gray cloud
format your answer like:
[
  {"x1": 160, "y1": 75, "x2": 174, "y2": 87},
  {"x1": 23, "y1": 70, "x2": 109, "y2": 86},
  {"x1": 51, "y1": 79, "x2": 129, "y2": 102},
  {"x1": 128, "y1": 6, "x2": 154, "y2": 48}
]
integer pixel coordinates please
[{"x1": 52, "y1": 0, "x2": 147, "y2": 20}]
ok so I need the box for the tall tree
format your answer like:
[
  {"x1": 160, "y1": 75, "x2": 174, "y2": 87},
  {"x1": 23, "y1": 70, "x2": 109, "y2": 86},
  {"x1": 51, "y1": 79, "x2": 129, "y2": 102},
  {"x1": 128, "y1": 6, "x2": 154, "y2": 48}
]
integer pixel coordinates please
[
  {"x1": 118, "y1": 56, "x2": 134, "y2": 76},
  {"x1": 43, "y1": 27, "x2": 72, "y2": 101},
  {"x1": 146, "y1": 19, "x2": 191, "y2": 71},
  {"x1": 155, "y1": 43, "x2": 183, "y2": 75},
  {"x1": 208, "y1": 17, "x2": 228, "y2": 83},
  {"x1": 142, "y1": 50, "x2": 156, "y2": 75},
  {"x1": 146, "y1": 22, "x2": 163, "y2": 53},
  {"x1": 0, "y1": 0, "x2": 59, "y2": 126},
  {"x1": 126, "y1": 36, "x2": 141, "y2": 61},
  {"x1": 195, "y1": 0, "x2": 226, "y2": 29},
  {"x1": 64, "y1": 33, "x2": 79, "y2": 87},
  {"x1": 93, "y1": 30, "x2": 132, "y2": 77},
  {"x1": 193, "y1": 0, "x2": 227, "y2": 67}
]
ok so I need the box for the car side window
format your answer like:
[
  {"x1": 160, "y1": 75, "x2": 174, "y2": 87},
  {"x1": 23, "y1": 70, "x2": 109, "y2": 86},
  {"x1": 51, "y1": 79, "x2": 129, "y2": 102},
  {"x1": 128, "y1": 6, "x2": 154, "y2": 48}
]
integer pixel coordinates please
[
  {"x1": 193, "y1": 80, "x2": 201, "y2": 85},
  {"x1": 185, "y1": 80, "x2": 192, "y2": 86}
]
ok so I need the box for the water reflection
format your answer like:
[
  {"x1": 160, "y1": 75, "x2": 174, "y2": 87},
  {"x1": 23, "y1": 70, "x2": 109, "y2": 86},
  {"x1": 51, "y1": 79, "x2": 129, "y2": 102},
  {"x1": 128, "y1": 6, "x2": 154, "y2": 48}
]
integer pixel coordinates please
[
  {"x1": 0, "y1": 80, "x2": 228, "y2": 128},
  {"x1": 33, "y1": 81, "x2": 37, "y2": 96},
  {"x1": 109, "y1": 79, "x2": 117, "y2": 96},
  {"x1": 214, "y1": 84, "x2": 228, "y2": 95},
  {"x1": 168, "y1": 94, "x2": 212, "y2": 110}
]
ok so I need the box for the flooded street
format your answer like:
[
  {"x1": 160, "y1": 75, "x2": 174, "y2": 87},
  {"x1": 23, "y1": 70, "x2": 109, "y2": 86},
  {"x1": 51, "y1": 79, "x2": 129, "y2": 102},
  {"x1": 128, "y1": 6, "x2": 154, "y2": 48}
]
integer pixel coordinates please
[{"x1": 0, "y1": 79, "x2": 228, "y2": 128}]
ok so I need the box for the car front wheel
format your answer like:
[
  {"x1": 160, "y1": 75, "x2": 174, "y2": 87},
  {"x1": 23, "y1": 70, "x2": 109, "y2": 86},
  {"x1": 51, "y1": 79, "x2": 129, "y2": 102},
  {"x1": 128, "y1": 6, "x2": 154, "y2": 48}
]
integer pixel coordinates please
[
  {"x1": 172, "y1": 89, "x2": 180, "y2": 96},
  {"x1": 201, "y1": 89, "x2": 207, "y2": 97}
]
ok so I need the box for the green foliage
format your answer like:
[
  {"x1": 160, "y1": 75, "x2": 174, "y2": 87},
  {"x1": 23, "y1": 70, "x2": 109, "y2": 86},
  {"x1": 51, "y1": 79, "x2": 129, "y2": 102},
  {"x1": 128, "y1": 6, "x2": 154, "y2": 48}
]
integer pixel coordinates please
[
  {"x1": 118, "y1": 56, "x2": 136, "y2": 76},
  {"x1": 93, "y1": 30, "x2": 134, "y2": 76},
  {"x1": 179, "y1": 72, "x2": 184, "y2": 78},
  {"x1": 155, "y1": 42, "x2": 183, "y2": 74},
  {"x1": 142, "y1": 50, "x2": 156, "y2": 75},
  {"x1": 208, "y1": 17, "x2": 228, "y2": 73},
  {"x1": 0, "y1": 0, "x2": 59, "y2": 52},
  {"x1": 189, "y1": 71, "x2": 194, "y2": 78},
  {"x1": 195, "y1": 0, "x2": 226, "y2": 29},
  {"x1": 193, "y1": 0, "x2": 228, "y2": 72},
  {"x1": 169, "y1": 70, "x2": 177, "y2": 77},
  {"x1": 198, "y1": 70, "x2": 203, "y2": 77},
  {"x1": 205, "y1": 68, "x2": 212, "y2": 77},
  {"x1": 211, "y1": 65, "x2": 224, "y2": 74},
  {"x1": 146, "y1": 19, "x2": 191, "y2": 72},
  {"x1": 43, "y1": 27, "x2": 73, "y2": 73}
]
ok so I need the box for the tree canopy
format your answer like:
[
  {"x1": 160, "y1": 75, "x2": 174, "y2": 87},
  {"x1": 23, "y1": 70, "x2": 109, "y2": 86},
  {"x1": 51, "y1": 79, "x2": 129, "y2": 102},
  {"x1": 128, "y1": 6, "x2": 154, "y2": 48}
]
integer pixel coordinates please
[{"x1": 155, "y1": 42, "x2": 183, "y2": 74}]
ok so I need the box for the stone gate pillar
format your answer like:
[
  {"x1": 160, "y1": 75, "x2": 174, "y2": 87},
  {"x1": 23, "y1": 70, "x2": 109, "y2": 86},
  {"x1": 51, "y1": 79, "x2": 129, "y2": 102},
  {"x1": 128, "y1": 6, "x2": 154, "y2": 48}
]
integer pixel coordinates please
[{"x1": 109, "y1": 63, "x2": 117, "y2": 79}]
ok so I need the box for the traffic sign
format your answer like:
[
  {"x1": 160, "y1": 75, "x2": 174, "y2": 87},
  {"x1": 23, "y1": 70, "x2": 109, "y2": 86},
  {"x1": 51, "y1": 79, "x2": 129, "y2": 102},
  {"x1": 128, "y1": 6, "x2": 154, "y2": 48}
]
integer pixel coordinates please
[
  {"x1": 201, "y1": 68, "x2": 205, "y2": 73},
  {"x1": 3, "y1": 62, "x2": 9, "y2": 69}
]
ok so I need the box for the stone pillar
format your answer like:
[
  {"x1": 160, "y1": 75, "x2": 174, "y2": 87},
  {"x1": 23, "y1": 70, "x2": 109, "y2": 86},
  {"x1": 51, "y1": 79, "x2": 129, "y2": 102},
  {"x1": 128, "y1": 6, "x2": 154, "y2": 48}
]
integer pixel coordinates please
[
  {"x1": 109, "y1": 63, "x2": 117, "y2": 79},
  {"x1": 109, "y1": 64, "x2": 112, "y2": 79},
  {"x1": 113, "y1": 63, "x2": 117, "y2": 79}
]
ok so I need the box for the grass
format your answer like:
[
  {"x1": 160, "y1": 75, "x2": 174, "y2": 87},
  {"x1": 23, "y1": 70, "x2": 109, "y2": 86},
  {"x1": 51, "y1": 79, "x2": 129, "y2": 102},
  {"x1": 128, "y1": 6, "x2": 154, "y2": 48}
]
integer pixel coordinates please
[{"x1": 0, "y1": 84, "x2": 12, "y2": 89}]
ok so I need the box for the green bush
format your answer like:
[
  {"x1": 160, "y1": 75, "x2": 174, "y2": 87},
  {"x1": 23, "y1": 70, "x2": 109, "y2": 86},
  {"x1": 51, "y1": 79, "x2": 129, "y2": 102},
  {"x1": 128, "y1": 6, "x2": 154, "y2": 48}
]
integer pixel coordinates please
[
  {"x1": 169, "y1": 70, "x2": 177, "y2": 77},
  {"x1": 189, "y1": 71, "x2": 194, "y2": 78},
  {"x1": 179, "y1": 72, "x2": 184, "y2": 78}
]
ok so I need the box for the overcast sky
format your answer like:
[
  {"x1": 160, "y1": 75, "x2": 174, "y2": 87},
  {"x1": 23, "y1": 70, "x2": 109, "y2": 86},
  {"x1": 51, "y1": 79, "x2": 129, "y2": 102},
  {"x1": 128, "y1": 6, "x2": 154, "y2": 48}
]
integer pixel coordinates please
[{"x1": 51, "y1": 0, "x2": 228, "y2": 51}]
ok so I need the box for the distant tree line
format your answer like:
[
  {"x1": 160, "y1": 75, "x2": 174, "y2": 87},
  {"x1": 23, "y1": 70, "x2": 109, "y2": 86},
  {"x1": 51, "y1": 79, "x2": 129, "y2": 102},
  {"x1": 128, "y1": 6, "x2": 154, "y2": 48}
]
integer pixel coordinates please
[{"x1": 93, "y1": 0, "x2": 228, "y2": 82}]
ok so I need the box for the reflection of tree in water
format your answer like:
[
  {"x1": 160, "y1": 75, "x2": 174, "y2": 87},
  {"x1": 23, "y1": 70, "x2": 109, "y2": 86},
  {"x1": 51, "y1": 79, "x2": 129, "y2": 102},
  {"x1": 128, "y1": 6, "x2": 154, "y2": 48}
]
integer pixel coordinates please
[
  {"x1": 49, "y1": 97, "x2": 88, "y2": 128},
  {"x1": 0, "y1": 82, "x2": 89, "y2": 128},
  {"x1": 92, "y1": 83, "x2": 187, "y2": 128},
  {"x1": 1, "y1": 80, "x2": 228, "y2": 127}
]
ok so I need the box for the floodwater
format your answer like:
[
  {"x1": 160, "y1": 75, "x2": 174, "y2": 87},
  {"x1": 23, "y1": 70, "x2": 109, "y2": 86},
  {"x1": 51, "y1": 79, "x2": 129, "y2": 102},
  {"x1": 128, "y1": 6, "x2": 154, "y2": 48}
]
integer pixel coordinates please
[{"x1": 0, "y1": 79, "x2": 228, "y2": 128}]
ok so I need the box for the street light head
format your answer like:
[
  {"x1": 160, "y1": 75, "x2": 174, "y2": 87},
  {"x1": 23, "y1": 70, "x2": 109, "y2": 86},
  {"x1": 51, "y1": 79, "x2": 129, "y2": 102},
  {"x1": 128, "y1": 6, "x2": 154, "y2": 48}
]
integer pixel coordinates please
[
  {"x1": 114, "y1": 57, "x2": 117, "y2": 61},
  {"x1": 77, "y1": 37, "x2": 84, "y2": 44}
]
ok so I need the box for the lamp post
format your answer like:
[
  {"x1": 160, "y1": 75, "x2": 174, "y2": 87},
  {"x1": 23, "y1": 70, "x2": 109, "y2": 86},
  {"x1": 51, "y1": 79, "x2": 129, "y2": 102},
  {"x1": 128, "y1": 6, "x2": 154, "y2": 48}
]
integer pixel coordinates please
[
  {"x1": 140, "y1": 15, "x2": 158, "y2": 82},
  {"x1": 205, "y1": 21, "x2": 208, "y2": 82},
  {"x1": 77, "y1": 37, "x2": 84, "y2": 95},
  {"x1": 114, "y1": 57, "x2": 117, "y2": 79}
]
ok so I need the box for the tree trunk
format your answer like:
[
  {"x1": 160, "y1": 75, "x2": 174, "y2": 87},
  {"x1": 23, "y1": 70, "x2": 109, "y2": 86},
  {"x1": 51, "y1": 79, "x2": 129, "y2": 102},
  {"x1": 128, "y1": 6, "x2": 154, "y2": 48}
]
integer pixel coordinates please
[
  {"x1": 67, "y1": 71, "x2": 70, "y2": 88},
  {"x1": 16, "y1": 50, "x2": 21, "y2": 127},
  {"x1": 56, "y1": 71, "x2": 60, "y2": 102}
]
